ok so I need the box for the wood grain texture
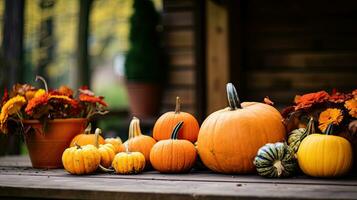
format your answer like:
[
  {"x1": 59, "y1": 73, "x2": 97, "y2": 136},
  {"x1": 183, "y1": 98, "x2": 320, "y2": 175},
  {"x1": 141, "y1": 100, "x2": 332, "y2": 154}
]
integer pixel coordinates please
[
  {"x1": 242, "y1": 0, "x2": 357, "y2": 107},
  {"x1": 206, "y1": 0, "x2": 229, "y2": 114},
  {"x1": 1, "y1": 156, "x2": 357, "y2": 200}
]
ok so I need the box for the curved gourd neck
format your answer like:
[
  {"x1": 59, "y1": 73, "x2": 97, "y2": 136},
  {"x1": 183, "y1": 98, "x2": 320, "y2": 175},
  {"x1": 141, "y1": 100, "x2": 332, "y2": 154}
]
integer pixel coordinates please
[
  {"x1": 35, "y1": 75, "x2": 49, "y2": 93},
  {"x1": 84, "y1": 123, "x2": 92, "y2": 134},
  {"x1": 170, "y1": 121, "x2": 184, "y2": 140},
  {"x1": 305, "y1": 117, "x2": 315, "y2": 135},
  {"x1": 226, "y1": 83, "x2": 242, "y2": 110},
  {"x1": 325, "y1": 123, "x2": 334, "y2": 135},
  {"x1": 94, "y1": 128, "x2": 101, "y2": 148},
  {"x1": 128, "y1": 117, "x2": 143, "y2": 139},
  {"x1": 175, "y1": 96, "x2": 181, "y2": 114}
]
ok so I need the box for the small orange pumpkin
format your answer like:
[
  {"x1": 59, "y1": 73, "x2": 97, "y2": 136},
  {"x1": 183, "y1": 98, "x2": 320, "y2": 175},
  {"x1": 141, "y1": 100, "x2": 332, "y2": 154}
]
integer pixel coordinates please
[
  {"x1": 197, "y1": 83, "x2": 286, "y2": 174},
  {"x1": 105, "y1": 137, "x2": 125, "y2": 153},
  {"x1": 124, "y1": 117, "x2": 156, "y2": 166},
  {"x1": 153, "y1": 97, "x2": 199, "y2": 142},
  {"x1": 70, "y1": 124, "x2": 105, "y2": 147},
  {"x1": 150, "y1": 121, "x2": 197, "y2": 173}
]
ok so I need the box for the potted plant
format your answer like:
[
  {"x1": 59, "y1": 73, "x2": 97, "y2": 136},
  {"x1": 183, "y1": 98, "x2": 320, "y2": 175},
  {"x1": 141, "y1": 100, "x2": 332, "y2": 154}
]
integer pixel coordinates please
[
  {"x1": 0, "y1": 76, "x2": 108, "y2": 168},
  {"x1": 124, "y1": 0, "x2": 167, "y2": 118}
]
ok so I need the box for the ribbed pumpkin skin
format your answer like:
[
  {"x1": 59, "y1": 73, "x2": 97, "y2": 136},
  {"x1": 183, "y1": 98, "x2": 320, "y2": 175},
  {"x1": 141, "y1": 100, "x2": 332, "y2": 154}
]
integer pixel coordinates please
[
  {"x1": 150, "y1": 139, "x2": 196, "y2": 173},
  {"x1": 98, "y1": 143, "x2": 116, "y2": 168},
  {"x1": 112, "y1": 152, "x2": 146, "y2": 174},
  {"x1": 105, "y1": 138, "x2": 125, "y2": 153},
  {"x1": 197, "y1": 102, "x2": 286, "y2": 174},
  {"x1": 62, "y1": 144, "x2": 101, "y2": 175},
  {"x1": 124, "y1": 117, "x2": 156, "y2": 166},
  {"x1": 254, "y1": 142, "x2": 296, "y2": 178},
  {"x1": 297, "y1": 134, "x2": 353, "y2": 177},
  {"x1": 125, "y1": 135, "x2": 156, "y2": 165},
  {"x1": 70, "y1": 134, "x2": 105, "y2": 147},
  {"x1": 153, "y1": 112, "x2": 200, "y2": 142}
]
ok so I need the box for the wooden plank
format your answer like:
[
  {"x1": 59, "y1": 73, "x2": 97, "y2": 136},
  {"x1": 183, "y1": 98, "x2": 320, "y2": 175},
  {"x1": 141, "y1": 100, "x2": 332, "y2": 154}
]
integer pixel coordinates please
[
  {"x1": 163, "y1": 0, "x2": 194, "y2": 11},
  {"x1": 248, "y1": 52, "x2": 357, "y2": 68},
  {"x1": 1, "y1": 174, "x2": 357, "y2": 200},
  {"x1": 168, "y1": 69, "x2": 195, "y2": 86},
  {"x1": 163, "y1": 11, "x2": 194, "y2": 27},
  {"x1": 1, "y1": 156, "x2": 357, "y2": 199},
  {"x1": 168, "y1": 51, "x2": 194, "y2": 68},
  {"x1": 162, "y1": 88, "x2": 195, "y2": 105},
  {"x1": 246, "y1": 71, "x2": 357, "y2": 94},
  {"x1": 246, "y1": 36, "x2": 357, "y2": 51},
  {"x1": 165, "y1": 30, "x2": 194, "y2": 48},
  {"x1": 206, "y1": 0, "x2": 229, "y2": 114}
]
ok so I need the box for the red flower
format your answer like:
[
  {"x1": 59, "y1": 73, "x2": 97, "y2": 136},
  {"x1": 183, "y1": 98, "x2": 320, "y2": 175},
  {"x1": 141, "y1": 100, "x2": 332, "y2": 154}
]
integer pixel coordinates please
[
  {"x1": 329, "y1": 89, "x2": 352, "y2": 103},
  {"x1": 79, "y1": 94, "x2": 108, "y2": 107},
  {"x1": 294, "y1": 91, "x2": 329, "y2": 111}
]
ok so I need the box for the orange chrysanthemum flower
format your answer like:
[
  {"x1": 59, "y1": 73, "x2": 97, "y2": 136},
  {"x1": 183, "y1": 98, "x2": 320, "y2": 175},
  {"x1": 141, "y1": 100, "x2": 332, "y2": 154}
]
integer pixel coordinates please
[
  {"x1": 49, "y1": 95, "x2": 78, "y2": 108},
  {"x1": 318, "y1": 108, "x2": 343, "y2": 132},
  {"x1": 57, "y1": 86, "x2": 74, "y2": 97},
  {"x1": 345, "y1": 98, "x2": 357, "y2": 118},
  {"x1": 25, "y1": 94, "x2": 49, "y2": 115},
  {"x1": 79, "y1": 94, "x2": 108, "y2": 107},
  {"x1": 0, "y1": 95, "x2": 26, "y2": 133},
  {"x1": 294, "y1": 91, "x2": 329, "y2": 111}
]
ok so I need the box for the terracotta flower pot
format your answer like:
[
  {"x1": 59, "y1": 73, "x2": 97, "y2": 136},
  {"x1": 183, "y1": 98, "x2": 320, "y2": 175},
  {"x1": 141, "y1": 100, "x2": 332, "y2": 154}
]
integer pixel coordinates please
[
  {"x1": 126, "y1": 82, "x2": 162, "y2": 118},
  {"x1": 23, "y1": 118, "x2": 87, "y2": 169}
]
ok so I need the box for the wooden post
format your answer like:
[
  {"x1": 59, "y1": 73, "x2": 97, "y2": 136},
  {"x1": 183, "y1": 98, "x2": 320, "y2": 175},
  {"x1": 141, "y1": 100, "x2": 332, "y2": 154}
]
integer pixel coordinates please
[
  {"x1": 1, "y1": 0, "x2": 25, "y2": 155},
  {"x1": 205, "y1": 0, "x2": 229, "y2": 114},
  {"x1": 76, "y1": 0, "x2": 93, "y2": 88},
  {"x1": 2, "y1": 0, "x2": 25, "y2": 87},
  {"x1": 37, "y1": 0, "x2": 55, "y2": 81},
  {"x1": 194, "y1": 0, "x2": 207, "y2": 122}
]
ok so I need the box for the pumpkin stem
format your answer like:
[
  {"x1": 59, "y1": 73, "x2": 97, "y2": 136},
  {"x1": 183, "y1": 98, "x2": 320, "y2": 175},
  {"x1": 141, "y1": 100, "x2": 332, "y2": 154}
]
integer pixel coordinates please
[
  {"x1": 74, "y1": 142, "x2": 82, "y2": 149},
  {"x1": 128, "y1": 117, "x2": 143, "y2": 139},
  {"x1": 94, "y1": 128, "x2": 101, "y2": 148},
  {"x1": 175, "y1": 96, "x2": 181, "y2": 114},
  {"x1": 124, "y1": 142, "x2": 129, "y2": 153},
  {"x1": 273, "y1": 160, "x2": 285, "y2": 177},
  {"x1": 35, "y1": 75, "x2": 49, "y2": 93},
  {"x1": 325, "y1": 123, "x2": 334, "y2": 135},
  {"x1": 98, "y1": 164, "x2": 114, "y2": 173},
  {"x1": 170, "y1": 121, "x2": 184, "y2": 140},
  {"x1": 226, "y1": 83, "x2": 242, "y2": 110},
  {"x1": 84, "y1": 123, "x2": 92, "y2": 134}
]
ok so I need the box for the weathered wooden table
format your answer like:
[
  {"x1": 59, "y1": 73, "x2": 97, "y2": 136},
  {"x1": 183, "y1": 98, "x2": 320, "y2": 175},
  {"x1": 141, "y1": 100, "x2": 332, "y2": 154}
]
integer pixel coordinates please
[{"x1": 0, "y1": 156, "x2": 356, "y2": 200}]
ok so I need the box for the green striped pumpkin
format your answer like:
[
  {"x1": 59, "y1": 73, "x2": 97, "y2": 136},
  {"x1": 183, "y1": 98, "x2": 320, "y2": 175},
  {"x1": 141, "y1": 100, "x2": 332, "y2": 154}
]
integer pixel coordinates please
[
  {"x1": 288, "y1": 117, "x2": 315, "y2": 154},
  {"x1": 254, "y1": 142, "x2": 296, "y2": 178}
]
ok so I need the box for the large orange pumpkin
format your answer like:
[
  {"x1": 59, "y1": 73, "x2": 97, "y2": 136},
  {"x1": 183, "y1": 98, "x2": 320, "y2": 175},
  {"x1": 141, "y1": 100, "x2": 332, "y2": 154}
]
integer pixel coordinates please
[
  {"x1": 124, "y1": 117, "x2": 156, "y2": 166},
  {"x1": 150, "y1": 121, "x2": 197, "y2": 173},
  {"x1": 197, "y1": 83, "x2": 286, "y2": 174},
  {"x1": 70, "y1": 124, "x2": 105, "y2": 147},
  {"x1": 153, "y1": 97, "x2": 199, "y2": 142}
]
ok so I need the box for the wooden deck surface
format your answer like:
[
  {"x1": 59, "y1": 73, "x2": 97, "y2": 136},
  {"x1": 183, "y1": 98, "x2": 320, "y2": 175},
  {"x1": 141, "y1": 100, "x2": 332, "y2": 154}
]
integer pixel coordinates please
[{"x1": 0, "y1": 156, "x2": 357, "y2": 200}]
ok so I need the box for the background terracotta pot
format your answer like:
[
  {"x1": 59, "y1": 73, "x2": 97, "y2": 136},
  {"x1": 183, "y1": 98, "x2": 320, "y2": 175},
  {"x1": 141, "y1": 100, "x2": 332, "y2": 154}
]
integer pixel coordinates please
[
  {"x1": 23, "y1": 118, "x2": 87, "y2": 169},
  {"x1": 126, "y1": 82, "x2": 162, "y2": 118}
]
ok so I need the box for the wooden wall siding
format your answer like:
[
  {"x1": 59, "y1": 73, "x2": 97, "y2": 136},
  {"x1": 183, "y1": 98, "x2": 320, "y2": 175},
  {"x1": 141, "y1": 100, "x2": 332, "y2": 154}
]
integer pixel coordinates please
[
  {"x1": 162, "y1": 0, "x2": 196, "y2": 114},
  {"x1": 241, "y1": 0, "x2": 357, "y2": 106},
  {"x1": 206, "y1": 0, "x2": 229, "y2": 114}
]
